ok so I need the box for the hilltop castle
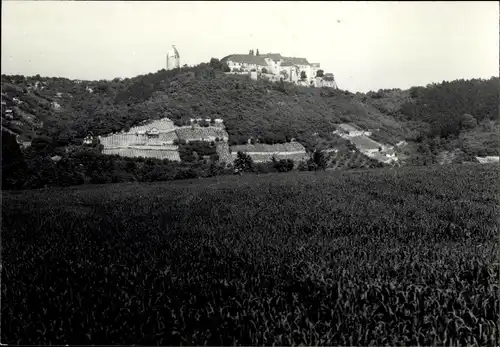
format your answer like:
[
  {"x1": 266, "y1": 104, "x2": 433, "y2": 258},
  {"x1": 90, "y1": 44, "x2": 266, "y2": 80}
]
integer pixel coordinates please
[{"x1": 221, "y1": 51, "x2": 337, "y2": 88}]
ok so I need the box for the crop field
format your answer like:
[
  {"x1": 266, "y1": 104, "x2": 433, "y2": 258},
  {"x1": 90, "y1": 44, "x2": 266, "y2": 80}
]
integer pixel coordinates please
[{"x1": 2, "y1": 164, "x2": 499, "y2": 345}]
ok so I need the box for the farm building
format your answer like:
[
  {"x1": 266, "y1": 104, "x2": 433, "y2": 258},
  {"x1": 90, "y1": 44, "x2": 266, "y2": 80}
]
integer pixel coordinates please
[
  {"x1": 349, "y1": 136, "x2": 382, "y2": 156},
  {"x1": 475, "y1": 156, "x2": 499, "y2": 164}
]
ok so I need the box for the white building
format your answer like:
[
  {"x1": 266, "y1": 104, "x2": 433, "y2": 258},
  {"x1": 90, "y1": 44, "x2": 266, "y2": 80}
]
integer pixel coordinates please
[
  {"x1": 166, "y1": 45, "x2": 180, "y2": 70},
  {"x1": 221, "y1": 51, "x2": 337, "y2": 89},
  {"x1": 83, "y1": 135, "x2": 94, "y2": 145},
  {"x1": 475, "y1": 156, "x2": 499, "y2": 164},
  {"x1": 335, "y1": 123, "x2": 366, "y2": 137},
  {"x1": 222, "y1": 54, "x2": 267, "y2": 73}
]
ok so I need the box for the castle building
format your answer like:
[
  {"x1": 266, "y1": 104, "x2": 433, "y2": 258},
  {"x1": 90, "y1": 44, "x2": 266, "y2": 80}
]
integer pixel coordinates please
[
  {"x1": 166, "y1": 45, "x2": 180, "y2": 70},
  {"x1": 221, "y1": 51, "x2": 336, "y2": 88}
]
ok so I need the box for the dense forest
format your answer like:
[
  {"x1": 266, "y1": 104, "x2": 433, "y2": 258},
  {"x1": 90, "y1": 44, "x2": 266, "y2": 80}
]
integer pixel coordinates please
[{"x1": 1, "y1": 59, "x2": 498, "y2": 189}]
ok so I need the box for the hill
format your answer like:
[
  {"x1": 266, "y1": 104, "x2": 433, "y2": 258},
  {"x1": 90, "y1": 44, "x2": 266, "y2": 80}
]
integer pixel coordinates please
[
  {"x1": 1, "y1": 63, "x2": 498, "y2": 189},
  {"x1": 2, "y1": 64, "x2": 409, "y2": 147}
]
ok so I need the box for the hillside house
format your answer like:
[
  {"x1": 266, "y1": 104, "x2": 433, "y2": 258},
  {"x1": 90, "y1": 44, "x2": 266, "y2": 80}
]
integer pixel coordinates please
[
  {"x1": 21, "y1": 141, "x2": 32, "y2": 149},
  {"x1": 349, "y1": 136, "x2": 382, "y2": 156},
  {"x1": 223, "y1": 54, "x2": 268, "y2": 73},
  {"x1": 396, "y1": 140, "x2": 408, "y2": 148},
  {"x1": 336, "y1": 123, "x2": 366, "y2": 137},
  {"x1": 475, "y1": 156, "x2": 499, "y2": 164},
  {"x1": 83, "y1": 134, "x2": 95, "y2": 145},
  {"x1": 50, "y1": 155, "x2": 62, "y2": 162},
  {"x1": 221, "y1": 52, "x2": 335, "y2": 88},
  {"x1": 146, "y1": 128, "x2": 160, "y2": 138},
  {"x1": 382, "y1": 147, "x2": 396, "y2": 158},
  {"x1": 370, "y1": 153, "x2": 396, "y2": 164}
]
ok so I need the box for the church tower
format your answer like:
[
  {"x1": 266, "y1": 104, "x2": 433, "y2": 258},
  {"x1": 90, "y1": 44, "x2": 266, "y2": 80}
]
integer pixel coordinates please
[{"x1": 166, "y1": 45, "x2": 180, "y2": 70}]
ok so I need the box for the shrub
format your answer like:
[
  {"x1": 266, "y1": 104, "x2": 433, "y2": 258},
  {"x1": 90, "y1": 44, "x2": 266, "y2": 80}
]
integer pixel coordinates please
[
  {"x1": 234, "y1": 151, "x2": 254, "y2": 173},
  {"x1": 272, "y1": 157, "x2": 294, "y2": 172}
]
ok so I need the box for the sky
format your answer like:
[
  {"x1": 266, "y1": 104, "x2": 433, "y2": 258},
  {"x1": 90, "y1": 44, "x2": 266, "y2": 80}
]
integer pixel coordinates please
[{"x1": 2, "y1": 1, "x2": 498, "y2": 93}]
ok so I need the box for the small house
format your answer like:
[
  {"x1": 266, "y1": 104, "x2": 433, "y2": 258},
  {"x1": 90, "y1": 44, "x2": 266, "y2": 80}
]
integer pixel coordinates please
[
  {"x1": 475, "y1": 156, "x2": 499, "y2": 164},
  {"x1": 349, "y1": 136, "x2": 382, "y2": 156},
  {"x1": 336, "y1": 123, "x2": 365, "y2": 137},
  {"x1": 147, "y1": 128, "x2": 160, "y2": 138},
  {"x1": 83, "y1": 135, "x2": 94, "y2": 145}
]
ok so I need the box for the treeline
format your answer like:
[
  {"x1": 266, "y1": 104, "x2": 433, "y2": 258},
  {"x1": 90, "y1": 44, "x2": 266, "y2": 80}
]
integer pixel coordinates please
[
  {"x1": 401, "y1": 78, "x2": 498, "y2": 138},
  {"x1": 363, "y1": 77, "x2": 499, "y2": 157},
  {"x1": 3, "y1": 131, "x2": 341, "y2": 190}
]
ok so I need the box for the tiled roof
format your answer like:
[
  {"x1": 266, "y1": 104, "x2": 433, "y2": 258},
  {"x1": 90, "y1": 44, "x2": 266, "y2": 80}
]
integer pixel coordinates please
[
  {"x1": 223, "y1": 54, "x2": 267, "y2": 66},
  {"x1": 282, "y1": 57, "x2": 310, "y2": 65},
  {"x1": 350, "y1": 136, "x2": 381, "y2": 150},
  {"x1": 475, "y1": 156, "x2": 499, "y2": 164},
  {"x1": 261, "y1": 53, "x2": 283, "y2": 61},
  {"x1": 338, "y1": 123, "x2": 362, "y2": 133}
]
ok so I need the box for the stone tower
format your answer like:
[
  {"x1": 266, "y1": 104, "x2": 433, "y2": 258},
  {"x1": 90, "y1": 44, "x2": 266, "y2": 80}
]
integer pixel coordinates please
[{"x1": 166, "y1": 45, "x2": 180, "y2": 70}]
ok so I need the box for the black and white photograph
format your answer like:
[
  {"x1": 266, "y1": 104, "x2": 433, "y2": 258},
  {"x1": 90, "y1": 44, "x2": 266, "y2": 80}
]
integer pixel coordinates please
[{"x1": 1, "y1": 1, "x2": 499, "y2": 345}]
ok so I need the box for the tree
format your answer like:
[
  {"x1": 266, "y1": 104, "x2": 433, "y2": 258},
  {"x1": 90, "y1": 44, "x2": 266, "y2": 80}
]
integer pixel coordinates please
[
  {"x1": 261, "y1": 67, "x2": 268, "y2": 74},
  {"x1": 300, "y1": 71, "x2": 307, "y2": 81},
  {"x1": 256, "y1": 49, "x2": 260, "y2": 56},
  {"x1": 234, "y1": 151, "x2": 254, "y2": 173},
  {"x1": 461, "y1": 113, "x2": 477, "y2": 130},
  {"x1": 316, "y1": 70, "x2": 324, "y2": 78},
  {"x1": 249, "y1": 49, "x2": 254, "y2": 56},
  {"x1": 2, "y1": 131, "x2": 27, "y2": 189},
  {"x1": 272, "y1": 156, "x2": 294, "y2": 172},
  {"x1": 308, "y1": 150, "x2": 328, "y2": 170},
  {"x1": 209, "y1": 162, "x2": 224, "y2": 177},
  {"x1": 280, "y1": 70, "x2": 289, "y2": 81},
  {"x1": 209, "y1": 58, "x2": 222, "y2": 71}
]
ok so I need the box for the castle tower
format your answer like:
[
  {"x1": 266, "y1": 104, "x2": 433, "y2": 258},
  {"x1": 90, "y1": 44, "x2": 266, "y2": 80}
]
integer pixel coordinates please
[{"x1": 166, "y1": 45, "x2": 180, "y2": 70}]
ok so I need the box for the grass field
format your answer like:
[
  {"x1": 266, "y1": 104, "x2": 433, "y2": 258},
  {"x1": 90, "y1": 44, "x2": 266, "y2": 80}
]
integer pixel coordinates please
[{"x1": 2, "y1": 164, "x2": 499, "y2": 345}]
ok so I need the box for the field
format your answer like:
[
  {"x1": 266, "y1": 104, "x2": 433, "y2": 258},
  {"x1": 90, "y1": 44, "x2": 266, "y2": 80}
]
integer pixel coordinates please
[{"x1": 2, "y1": 164, "x2": 499, "y2": 345}]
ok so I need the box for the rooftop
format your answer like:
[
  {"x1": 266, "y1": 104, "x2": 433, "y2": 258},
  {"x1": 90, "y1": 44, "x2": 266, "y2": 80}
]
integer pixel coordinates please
[
  {"x1": 261, "y1": 53, "x2": 283, "y2": 61},
  {"x1": 337, "y1": 123, "x2": 363, "y2": 133},
  {"x1": 222, "y1": 54, "x2": 267, "y2": 66},
  {"x1": 282, "y1": 57, "x2": 310, "y2": 66},
  {"x1": 475, "y1": 156, "x2": 499, "y2": 164},
  {"x1": 350, "y1": 136, "x2": 382, "y2": 150}
]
